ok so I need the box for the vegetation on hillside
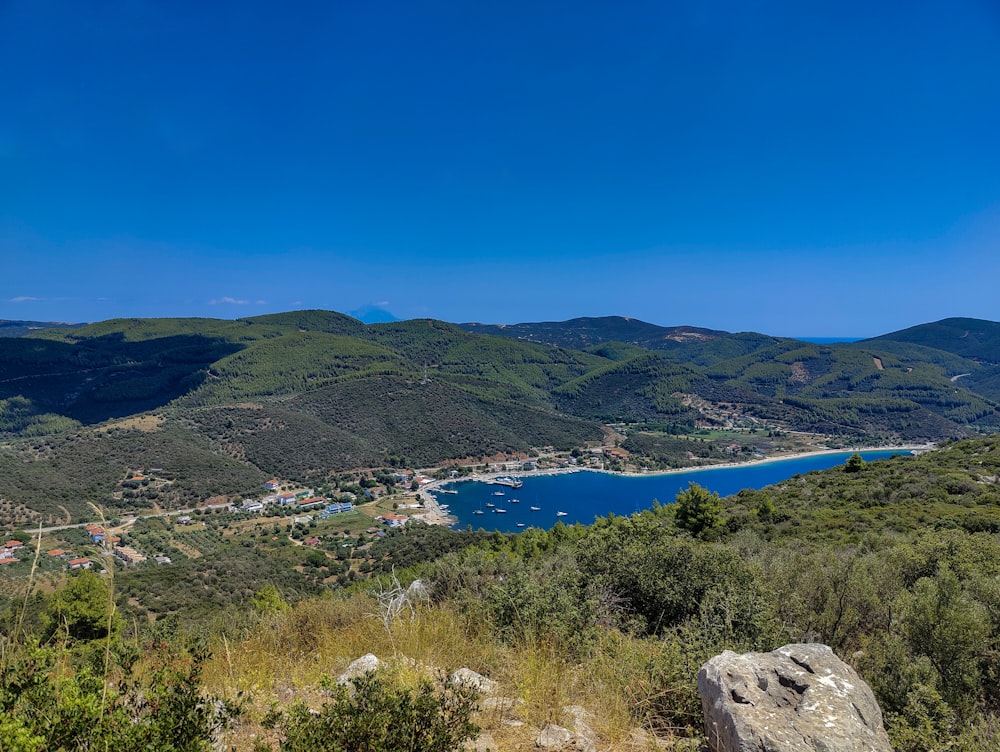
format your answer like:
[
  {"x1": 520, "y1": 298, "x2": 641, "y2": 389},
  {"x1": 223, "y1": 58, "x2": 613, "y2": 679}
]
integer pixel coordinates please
[
  {"x1": 3, "y1": 437, "x2": 1000, "y2": 750},
  {"x1": 1, "y1": 311, "x2": 999, "y2": 528}
]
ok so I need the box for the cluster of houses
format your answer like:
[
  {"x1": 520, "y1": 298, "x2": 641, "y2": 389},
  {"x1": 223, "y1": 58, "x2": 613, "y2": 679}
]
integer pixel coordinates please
[
  {"x1": 1, "y1": 527, "x2": 156, "y2": 571},
  {"x1": 0, "y1": 539, "x2": 24, "y2": 566},
  {"x1": 44, "y1": 547, "x2": 92, "y2": 570},
  {"x1": 237, "y1": 483, "x2": 356, "y2": 520},
  {"x1": 85, "y1": 523, "x2": 150, "y2": 567}
]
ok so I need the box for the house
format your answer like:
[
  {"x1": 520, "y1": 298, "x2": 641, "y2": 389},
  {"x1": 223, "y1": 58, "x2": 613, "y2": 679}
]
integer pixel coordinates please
[
  {"x1": 176, "y1": 515, "x2": 192, "y2": 525},
  {"x1": 377, "y1": 513, "x2": 408, "y2": 528},
  {"x1": 4, "y1": 540, "x2": 24, "y2": 550},
  {"x1": 47, "y1": 548, "x2": 68, "y2": 557},
  {"x1": 297, "y1": 496, "x2": 326, "y2": 509},
  {"x1": 522, "y1": 461, "x2": 536, "y2": 470},
  {"x1": 264, "y1": 479, "x2": 280, "y2": 491},
  {"x1": 320, "y1": 502, "x2": 354, "y2": 519},
  {"x1": 113, "y1": 546, "x2": 146, "y2": 565},
  {"x1": 0, "y1": 556, "x2": 17, "y2": 565},
  {"x1": 154, "y1": 555, "x2": 172, "y2": 565},
  {"x1": 277, "y1": 492, "x2": 297, "y2": 505},
  {"x1": 68, "y1": 557, "x2": 92, "y2": 570},
  {"x1": 242, "y1": 500, "x2": 265, "y2": 513},
  {"x1": 303, "y1": 536, "x2": 321, "y2": 546}
]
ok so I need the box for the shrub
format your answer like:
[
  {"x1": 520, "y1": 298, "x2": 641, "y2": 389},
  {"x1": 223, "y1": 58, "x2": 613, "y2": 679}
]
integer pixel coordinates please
[{"x1": 262, "y1": 671, "x2": 478, "y2": 752}]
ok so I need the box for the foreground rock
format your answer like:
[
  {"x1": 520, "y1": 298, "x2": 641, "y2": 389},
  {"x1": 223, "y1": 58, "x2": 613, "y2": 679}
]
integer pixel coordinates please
[
  {"x1": 336, "y1": 653, "x2": 382, "y2": 685},
  {"x1": 451, "y1": 667, "x2": 499, "y2": 695},
  {"x1": 698, "y1": 643, "x2": 892, "y2": 752}
]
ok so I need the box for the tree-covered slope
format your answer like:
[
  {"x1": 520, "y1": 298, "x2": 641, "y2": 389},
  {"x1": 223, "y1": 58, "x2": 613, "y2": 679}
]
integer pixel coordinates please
[
  {"x1": 460, "y1": 316, "x2": 729, "y2": 351},
  {"x1": 0, "y1": 309, "x2": 996, "y2": 529},
  {"x1": 865, "y1": 316, "x2": 1000, "y2": 364}
]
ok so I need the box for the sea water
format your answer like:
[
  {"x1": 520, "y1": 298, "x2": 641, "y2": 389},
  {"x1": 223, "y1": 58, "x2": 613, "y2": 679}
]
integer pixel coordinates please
[{"x1": 438, "y1": 450, "x2": 909, "y2": 532}]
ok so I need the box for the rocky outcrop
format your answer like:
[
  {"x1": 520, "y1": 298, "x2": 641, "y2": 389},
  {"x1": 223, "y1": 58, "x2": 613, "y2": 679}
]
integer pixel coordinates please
[
  {"x1": 698, "y1": 643, "x2": 892, "y2": 752},
  {"x1": 536, "y1": 724, "x2": 574, "y2": 749},
  {"x1": 336, "y1": 653, "x2": 382, "y2": 686},
  {"x1": 451, "y1": 667, "x2": 499, "y2": 695}
]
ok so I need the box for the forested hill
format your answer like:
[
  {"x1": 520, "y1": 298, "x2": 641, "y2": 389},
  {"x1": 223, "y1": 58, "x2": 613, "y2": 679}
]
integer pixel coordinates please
[
  {"x1": 459, "y1": 316, "x2": 730, "y2": 351},
  {"x1": 865, "y1": 317, "x2": 1000, "y2": 364},
  {"x1": 0, "y1": 311, "x2": 998, "y2": 525}
]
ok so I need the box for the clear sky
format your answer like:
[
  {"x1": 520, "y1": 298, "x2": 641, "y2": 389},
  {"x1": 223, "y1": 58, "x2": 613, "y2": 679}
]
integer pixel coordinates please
[{"x1": 2, "y1": 1, "x2": 998, "y2": 336}]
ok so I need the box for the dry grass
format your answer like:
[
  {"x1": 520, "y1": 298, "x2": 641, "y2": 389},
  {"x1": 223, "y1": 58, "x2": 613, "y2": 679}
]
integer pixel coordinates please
[
  {"x1": 94, "y1": 415, "x2": 164, "y2": 433},
  {"x1": 204, "y1": 593, "x2": 708, "y2": 751}
]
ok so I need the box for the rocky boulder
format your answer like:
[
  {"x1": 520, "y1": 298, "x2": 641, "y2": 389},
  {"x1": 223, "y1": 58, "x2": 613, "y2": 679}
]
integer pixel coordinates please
[
  {"x1": 450, "y1": 667, "x2": 499, "y2": 695},
  {"x1": 698, "y1": 643, "x2": 892, "y2": 752},
  {"x1": 336, "y1": 653, "x2": 382, "y2": 686}
]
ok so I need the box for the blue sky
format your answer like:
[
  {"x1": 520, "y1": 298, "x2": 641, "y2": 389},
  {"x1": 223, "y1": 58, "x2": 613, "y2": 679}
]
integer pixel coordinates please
[{"x1": 2, "y1": 1, "x2": 998, "y2": 336}]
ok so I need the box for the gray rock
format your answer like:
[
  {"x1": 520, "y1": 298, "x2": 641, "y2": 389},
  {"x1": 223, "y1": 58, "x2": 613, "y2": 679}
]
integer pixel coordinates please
[
  {"x1": 561, "y1": 705, "x2": 597, "y2": 752},
  {"x1": 464, "y1": 732, "x2": 498, "y2": 751},
  {"x1": 537, "y1": 723, "x2": 574, "y2": 749},
  {"x1": 336, "y1": 653, "x2": 382, "y2": 685},
  {"x1": 479, "y1": 695, "x2": 521, "y2": 716},
  {"x1": 450, "y1": 667, "x2": 499, "y2": 695},
  {"x1": 625, "y1": 728, "x2": 671, "y2": 749},
  {"x1": 698, "y1": 643, "x2": 892, "y2": 752}
]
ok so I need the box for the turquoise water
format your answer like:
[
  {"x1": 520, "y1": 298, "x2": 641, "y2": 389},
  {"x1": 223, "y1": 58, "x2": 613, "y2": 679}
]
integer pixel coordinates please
[{"x1": 436, "y1": 450, "x2": 910, "y2": 532}]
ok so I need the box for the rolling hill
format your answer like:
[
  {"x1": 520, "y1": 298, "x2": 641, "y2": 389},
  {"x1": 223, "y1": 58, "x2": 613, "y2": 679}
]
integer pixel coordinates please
[{"x1": 0, "y1": 311, "x2": 997, "y2": 525}]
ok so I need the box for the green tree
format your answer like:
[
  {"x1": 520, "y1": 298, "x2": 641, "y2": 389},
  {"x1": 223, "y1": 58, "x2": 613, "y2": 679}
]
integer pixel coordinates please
[
  {"x1": 904, "y1": 566, "x2": 989, "y2": 715},
  {"x1": 251, "y1": 584, "x2": 291, "y2": 616},
  {"x1": 44, "y1": 570, "x2": 117, "y2": 641},
  {"x1": 674, "y1": 482, "x2": 723, "y2": 538},
  {"x1": 845, "y1": 452, "x2": 865, "y2": 473}
]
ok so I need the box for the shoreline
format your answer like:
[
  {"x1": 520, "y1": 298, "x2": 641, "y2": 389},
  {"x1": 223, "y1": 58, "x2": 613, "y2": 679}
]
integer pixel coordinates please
[{"x1": 412, "y1": 443, "x2": 933, "y2": 526}]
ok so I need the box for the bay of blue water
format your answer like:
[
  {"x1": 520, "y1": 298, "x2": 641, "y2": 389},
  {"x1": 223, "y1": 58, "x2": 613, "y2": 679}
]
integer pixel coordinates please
[{"x1": 436, "y1": 451, "x2": 909, "y2": 533}]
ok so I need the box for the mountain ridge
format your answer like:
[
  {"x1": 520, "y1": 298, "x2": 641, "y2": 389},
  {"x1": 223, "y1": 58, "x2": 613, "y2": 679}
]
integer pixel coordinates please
[{"x1": 0, "y1": 311, "x2": 997, "y2": 525}]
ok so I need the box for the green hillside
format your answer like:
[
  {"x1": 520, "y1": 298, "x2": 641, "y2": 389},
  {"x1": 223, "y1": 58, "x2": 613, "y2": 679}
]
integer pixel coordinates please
[
  {"x1": 1, "y1": 311, "x2": 999, "y2": 527},
  {"x1": 866, "y1": 316, "x2": 1000, "y2": 364},
  {"x1": 460, "y1": 315, "x2": 729, "y2": 351},
  {"x1": 4, "y1": 438, "x2": 999, "y2": 751}
]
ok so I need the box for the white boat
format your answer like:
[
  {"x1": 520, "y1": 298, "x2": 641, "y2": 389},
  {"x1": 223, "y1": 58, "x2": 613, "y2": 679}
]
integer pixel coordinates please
[
  {"x1": 439, "y1": 489, "x2": 458, "y2": 495},
  {"x1": 530, "y1": 506, "x2": 541, "y2": 511},
  {"x1": 509, "y1": 498, "x2": 520, "y2": 503},
  {"x1": 493, "y1": 491, "x2": 505, "y2": 497},
  {"x1": 516, "y1": 523, "x2": 525, "y2": 527},
  {"x1": 486, "y1": 502, "x2": 495, "y2": 508},
  {"x1": 556, "y1": 511, "x2": 568, "y2": 517},
  {"x1": 494, "y1": 508, "x2": 507, "y2": 514},
  {"x1": 473, "y1": 510, "x2": 484, "y2": 515}
]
